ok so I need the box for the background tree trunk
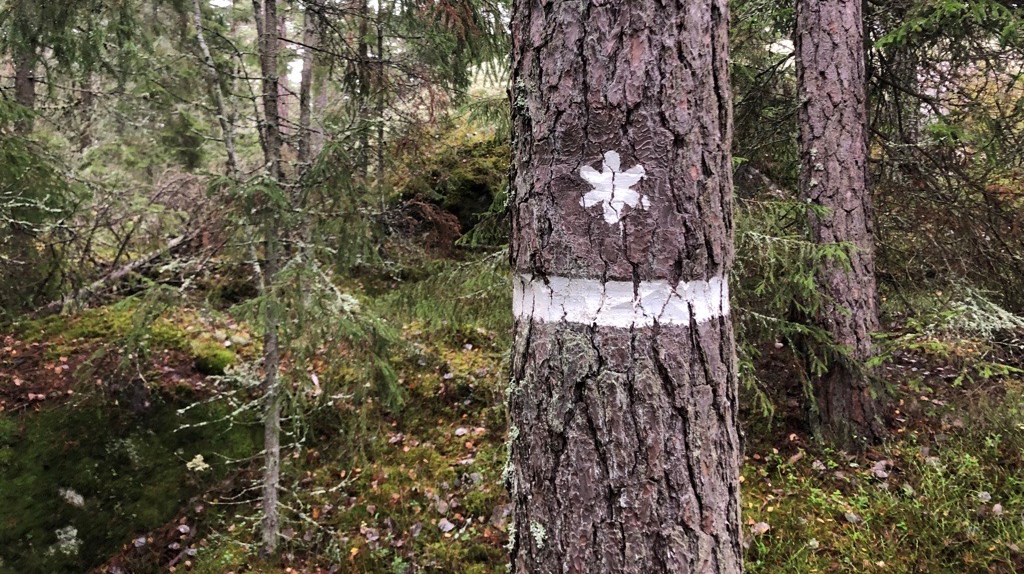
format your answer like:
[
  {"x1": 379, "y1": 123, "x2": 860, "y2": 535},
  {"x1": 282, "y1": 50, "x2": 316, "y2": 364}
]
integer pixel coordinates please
[
  {"x1": 357, "y1": 0, "x2": 370, "y2": 180},
  {"x1": 375, "y1": 3, "x2": 386, "y2": 207},
  {"x1": 507, "y1": 1, "x2": 743, "y2": 572},
  {"x1": 796, "y1": 0, "x2": 884, "y2": 449},
  {"x1": 298, "y1": 5, "x2": 316, "y2": 166},
  {"x1": 256, "y1": 0, "x2": 284, "y2": 558},
  {"x1": 77, "y1": 73, "x2": 96, "y2": 151},
  {"x1": 193, "y1": 0, "x2": 239, "y2": 178},
  {"x1": 13, "y1": 48, "x2": 36, "y2": 135}
]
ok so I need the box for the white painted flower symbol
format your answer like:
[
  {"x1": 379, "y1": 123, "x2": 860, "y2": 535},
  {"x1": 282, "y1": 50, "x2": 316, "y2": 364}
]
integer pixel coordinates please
[{"x1": 579, "y1": 151, "x2": 649, "y2": 225}]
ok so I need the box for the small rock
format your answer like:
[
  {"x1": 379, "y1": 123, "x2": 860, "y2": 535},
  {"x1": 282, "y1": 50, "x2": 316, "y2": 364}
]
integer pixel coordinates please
[
  {"x1": 871, "y1": 460, "x2": 891, "y2": 480},
  {"x1": 978, "y1": 491, "x2": 992, "y2": 503},
  {"x1": 812, "y1": 460, "x2": 827, "y2": 472},
  {"x1": 750, "y1": 522, "x2": 770, "y2": 536},
  {"x1": 844, "y1": 512, "x2": 862, "y2": 524},
  {"x1": 992, "y1": 503, "x2": 1004, "y2": 516},
  {"x1": 438, "y1": 518, "x2": 456, "y2": 533},
  {"x1": 455, "y1": 427, "x2": 469, "y2": 437},
  {"x1": 133, "y1": 537, "x2": 147, "y2": 548},
  {"x1": 177, "y1": 524, "x2": 191, "y2": 535}
]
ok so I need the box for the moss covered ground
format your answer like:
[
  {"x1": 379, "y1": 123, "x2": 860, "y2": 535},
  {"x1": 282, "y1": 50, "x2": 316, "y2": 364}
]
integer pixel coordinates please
[
  {"x1": 0, "y1": 300, "x2": 261, "y2": 574},
  {"x1": 3, "y1": 267, "x2": 1024, "y2": 573}
]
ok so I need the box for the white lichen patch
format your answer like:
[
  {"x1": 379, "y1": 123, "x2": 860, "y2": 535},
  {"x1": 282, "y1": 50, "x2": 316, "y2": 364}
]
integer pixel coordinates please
[
  {"x1": 580, "y1": 150, "x2": 648, "y2": 225},
  {"x1": 513, "y1": 275, "x2": 730, "y2": 328},
  {"x1": 529, "y1": 520, "x2": 547, "y2": 549},
  {"x1": 186, "y1": 454, "x2": 212, "y2": 473},
  {"x1": 58, "y1": 487, "x2": 85, "y2": 508},
  {"x1": 47, "y1": 526, "x2": 82, "y2": 556}
]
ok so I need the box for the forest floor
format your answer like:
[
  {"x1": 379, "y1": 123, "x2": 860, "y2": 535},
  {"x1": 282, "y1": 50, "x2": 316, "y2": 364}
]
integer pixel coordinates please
[{"x1": 2, "y1": 271, "x2": 1024, "y2": 574}]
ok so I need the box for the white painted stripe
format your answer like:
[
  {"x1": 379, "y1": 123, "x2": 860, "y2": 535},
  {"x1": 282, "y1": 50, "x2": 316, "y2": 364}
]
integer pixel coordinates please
[{"x1": 513, "y1": 274, "x2": 730, "y2": 328}]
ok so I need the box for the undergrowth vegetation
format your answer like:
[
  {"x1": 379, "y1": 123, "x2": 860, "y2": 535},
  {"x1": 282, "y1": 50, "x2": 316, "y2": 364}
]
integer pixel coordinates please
[{"x1": 3, "y1": 2, "x2": 1024, "y2": 567}]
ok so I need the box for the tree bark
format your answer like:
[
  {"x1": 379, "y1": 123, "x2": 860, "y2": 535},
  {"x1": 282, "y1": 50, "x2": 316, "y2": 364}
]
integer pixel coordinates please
[
  {"x1": 356, "y1": 0, "x2": 372, "y2": 181},
  {"x1": 796, "y1": 0, "x2": 884, "y2": 449},
  {"x1": 375, "y1": 2, "x2": 388, "y2": 207},
  {"x1": 78, "y1": 73, "x2": 96, "y2": 151},
  {"x1": 298, "y1": 4, "x2": 316, "y2": 166},
  {"x1": 193, "y1": 0, "x2": 240, "y2": 178},
  {"x1": 256, "y1": 0, "x2": 284, "y2": 558},
  {"x1": 276, "y1": 12, "x2": 290, "y2": 142},
  {"x1": 508, "y1": 1, "x2": 742, "y2": 573},
  {"x1": 13, "y1": 48, "x2": 36, "y2": 135}
]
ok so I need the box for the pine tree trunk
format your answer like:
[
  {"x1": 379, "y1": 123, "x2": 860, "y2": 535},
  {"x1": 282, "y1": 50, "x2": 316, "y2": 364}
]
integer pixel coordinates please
[
  {"x1": 298, "y1": 5, "x2": 316, "y2": 166},
  {"x1": 375, "y1": 4, "x2": 386, "y2": 207},
  {"x1": 796, "y1": 0, "x2": 884, "y2": 449},
  {"x1": 78, "y1": 74, "x2": 96, "y2": 151},
  {"x1": 13, "y1": 48, "x2": 36, "y2": 135},
  {"x1": 276, "y1": 13, "x2": 290, "y2": 142},
  {"x1": 312, "y1": 75, "x2": 327, "y2": 158},
  {"x1": 356, "y1": 0, "x2": 370, "y2": 180},
  {"x1": 256, "y1": 0, "x2": 284, "y2": 557},
  {"x1": 508, "y1": 1, "x2": 743, "y2": 573}
]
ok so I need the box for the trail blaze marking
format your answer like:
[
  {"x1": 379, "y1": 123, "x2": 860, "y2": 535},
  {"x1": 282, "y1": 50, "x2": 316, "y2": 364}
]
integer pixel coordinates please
[
  {"x1": 513, "y1": 275, "x2": 730, "y2": 327},
  {"x1": 580, "y1": 151, "x2": 648, "y2": 225}
]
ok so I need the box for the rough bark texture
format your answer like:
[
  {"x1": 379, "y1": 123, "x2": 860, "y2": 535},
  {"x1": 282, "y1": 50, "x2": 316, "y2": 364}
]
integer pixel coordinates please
[
  {"x1": 508, "y1": 1, "x2": 742, "y2": 573},
  {"x1": 795, "y1": 0, "x2": 884, "y2": 449}
]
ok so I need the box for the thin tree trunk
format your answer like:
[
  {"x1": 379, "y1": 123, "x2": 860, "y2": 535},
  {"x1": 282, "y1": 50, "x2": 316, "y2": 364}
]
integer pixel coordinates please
[
  {"x1": 796, "y1": 0, "x2": 884, "y2": 449},
  {"x1": 375, "y1": 3, "x2": 387, "y2": 207},
  {"x1": 298, "y1": 5, "x2": 316, "y2": 166},
  {"x1": 13, "y1": 48, "x2": 36, "y2": 135},
  {"x1": 356, "y1": 0, "x2": 370, "y2": 180},
  {"x1": 192, "y1": 0, "x2": 240, "y2": 178},
  {"x1": 312, "y1": 74, "x2": 327, "y2": 158},
  {"x1": 78, "y1": 74, "x2": 96, "y2": 151},
  {"x1": 508, "y1": 1, "x2": 742, "y2": 573},
  {"x1": 277, "y1": 12, "x2": 290, "y2": 142},
  {"x1": 256, "y1": 0, "x2": 284, "y2": 558}
]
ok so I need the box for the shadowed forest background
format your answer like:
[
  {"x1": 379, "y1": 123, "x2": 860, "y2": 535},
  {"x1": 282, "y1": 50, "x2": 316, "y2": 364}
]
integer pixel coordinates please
[{"x1": 2, "y1": 0, "x2": 1024, "y2": 572}]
